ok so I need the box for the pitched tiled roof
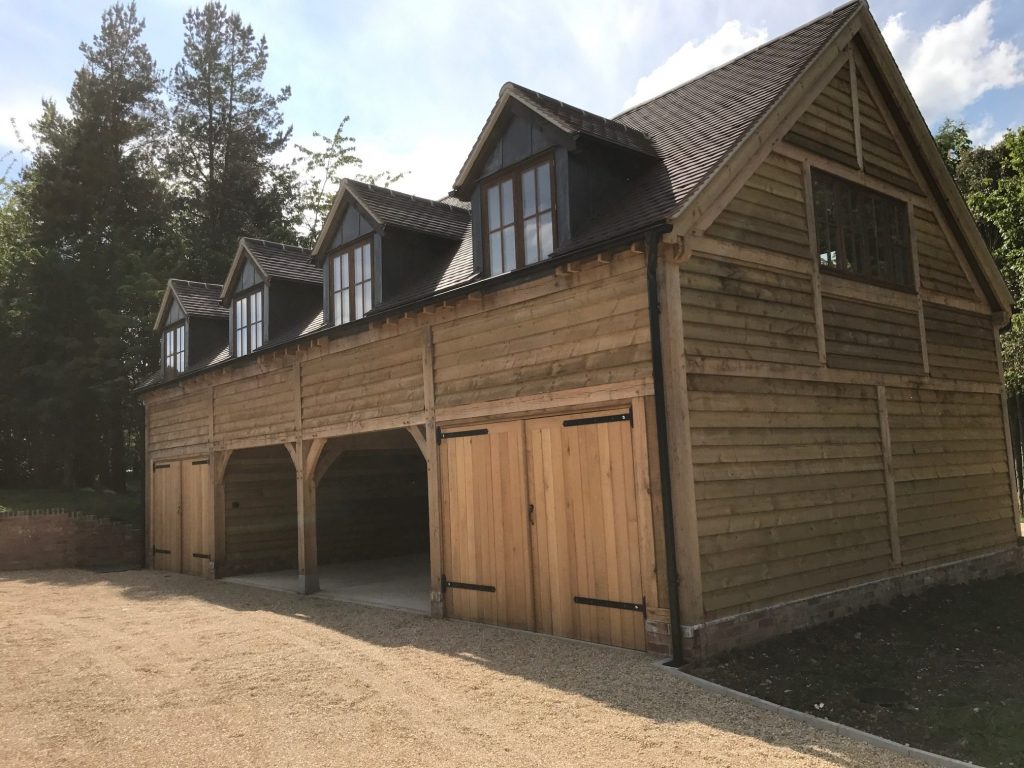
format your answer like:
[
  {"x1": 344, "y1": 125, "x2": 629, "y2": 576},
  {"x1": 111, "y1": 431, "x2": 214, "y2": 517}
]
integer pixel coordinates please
[
  {"x1": 346, "y1": 180, "x2": 470, "y2": 241},
  {"x1": 503, "y1": 83, "x2": 657, "y2": 157},
  {"x1": 242, "y1": 238, "x2": 320, "y2": 284},
  {"x1": 562, "y1": 0, "x2": 862, "y2": 249},
  {"x1": 169, "y1": 280, "x2": 228, "y2": 319}
]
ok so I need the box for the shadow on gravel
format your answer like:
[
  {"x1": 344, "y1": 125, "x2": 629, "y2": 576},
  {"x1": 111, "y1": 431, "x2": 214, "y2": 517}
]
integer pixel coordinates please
[{"x1": 2, "y1": 567, "x2": 898, "y2": 768}]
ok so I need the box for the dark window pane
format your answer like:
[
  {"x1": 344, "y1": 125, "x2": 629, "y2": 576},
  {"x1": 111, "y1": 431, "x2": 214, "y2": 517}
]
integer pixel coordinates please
[
  {"x1": 501, "y1": 179, "x2": 514, "y2": 226},
  {"x1": 539, "y1": 211, "x2": 554, "y2": 258},
  {"x1": 537, "y1": 161, "x2": 552, "y2": 212},
  {"x1": 522, "y1": 168, "x2": 536, "y2": 218},
  {"x1": 812, "y1": 169, "x2": 910, "y2": 288},
  {"x1": 487, "y1": 184, "x2": 500, "y2": 230},
  {"x1": 489, "y1": 231, "x2": 503, "y2": 275}
]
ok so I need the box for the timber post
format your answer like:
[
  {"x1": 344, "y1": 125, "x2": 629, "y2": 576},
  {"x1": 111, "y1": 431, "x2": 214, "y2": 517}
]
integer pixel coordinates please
[{"x1": 289, "y1": 439, "x2": 325, "y2": 595}]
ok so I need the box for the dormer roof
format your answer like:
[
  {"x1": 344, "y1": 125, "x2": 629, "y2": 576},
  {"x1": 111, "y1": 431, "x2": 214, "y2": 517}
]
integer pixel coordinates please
[
  {"x1": 312, "y1": 179, "x2": 471, "y2": 261},
  {"x1": 453, "y1": 82, "x2": 658, "y2": 195},
  {"x1": 153, "y1": 279, "x2": 227, "y2": 331},
  {"x1": 220, "y1": 237, "x2": 318, "y2": 301}
]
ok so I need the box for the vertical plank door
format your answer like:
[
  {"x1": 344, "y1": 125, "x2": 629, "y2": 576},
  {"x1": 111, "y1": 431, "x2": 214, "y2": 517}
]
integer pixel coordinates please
[
  {"x1": 151, "y1": 461, "x2": 182, "y2": 573},
  {"x1": 526, "y1": 410, "x2": 646, "y2": 650},
  {"x1": 180, "y1": 459, "x2": 213, "y2": 577},
  {"x1": 439, "y1": 420, "x2": 533, "y2": 630}
]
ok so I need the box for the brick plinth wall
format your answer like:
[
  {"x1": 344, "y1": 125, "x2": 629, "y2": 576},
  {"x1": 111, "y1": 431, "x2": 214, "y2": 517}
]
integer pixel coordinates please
[
  {"x1": 683, "y1": 544, "x2": 1024, "y2": 662},
  {"x1": 0, "y1": 509, "x2": 143, "y2": 571}
]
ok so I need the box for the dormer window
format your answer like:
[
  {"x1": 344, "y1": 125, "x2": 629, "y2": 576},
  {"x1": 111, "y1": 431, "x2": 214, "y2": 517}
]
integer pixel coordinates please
[
  {"x1": 484, "y1": 156, "x2": 555, "y2": 276},
  {"x1": 233, "y1": 287, "x2": 264, "y2": 355},
  {"x1": 328, "y1": 239, "x2": 373, "y2": 324},
  {"x1": 163, "y1": 323, "x2": 185, "y2": 373}
]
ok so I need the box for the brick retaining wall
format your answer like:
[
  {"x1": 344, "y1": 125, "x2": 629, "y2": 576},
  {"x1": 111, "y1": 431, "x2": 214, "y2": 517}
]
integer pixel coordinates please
[{"x1": 0, "y1": 509, "x2": 143, "y2": 571}]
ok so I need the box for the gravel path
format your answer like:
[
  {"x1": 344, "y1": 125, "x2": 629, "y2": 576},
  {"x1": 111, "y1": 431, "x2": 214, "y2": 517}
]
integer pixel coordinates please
[{"x1": 0, "y1": 569, "x2": 925, "y2": 768}]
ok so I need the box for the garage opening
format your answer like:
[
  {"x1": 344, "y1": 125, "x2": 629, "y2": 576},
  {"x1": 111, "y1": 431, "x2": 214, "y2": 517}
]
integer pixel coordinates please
[
  {"x1": 314, "y1": 430, "x2": 429, "y2": 612},
  {"x1": 221, "y1": 431, "x2": 429, "y2": 613}
]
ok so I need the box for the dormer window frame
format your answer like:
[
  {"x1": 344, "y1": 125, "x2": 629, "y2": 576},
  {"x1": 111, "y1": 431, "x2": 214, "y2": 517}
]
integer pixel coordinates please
[
  {"x1": 162, "y1": 320, "x2": 186, "y2": 375},
  {"x1": 232, "y1": 284, "x2": 265, "y2": 357},
  {"x1": 482, "y1": 152, "x2": 557, "y2": 277},
  {"x1": 326, "y1": 234, "x2": 374, "y2": 326}
]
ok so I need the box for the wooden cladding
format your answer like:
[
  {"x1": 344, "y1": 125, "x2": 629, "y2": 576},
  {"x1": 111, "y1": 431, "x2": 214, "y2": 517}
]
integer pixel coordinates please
[
  {"x1": 923, "y1": 303, "x2": 1000, "y2": 384},
  {"x1": 680, "y1": 250, "x2": 820, "y2": 369},
  {"x1": 785, "y1": 63, "x2": 857, "y2": 168},
  {"x1": 887, "y1": 387, "x2": 1015, "y2": 565},
  {"x1": 144, "y1": 252, "x2": 653, "y2": 461},
  {"x1": 689, "y1": 375, "x2": 892, "y2": 617},
  {"x1": 822, "y1": 294, "x2": 923, "y2": 376},
  {"x1": 222, "y1": 446, "x2": 298, "y2": 576}
]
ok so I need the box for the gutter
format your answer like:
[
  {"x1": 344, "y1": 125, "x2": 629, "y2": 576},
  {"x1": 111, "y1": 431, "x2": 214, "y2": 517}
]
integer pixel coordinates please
[{"x1": 643, "y1": 227, "x2": 685, "y2": 667}]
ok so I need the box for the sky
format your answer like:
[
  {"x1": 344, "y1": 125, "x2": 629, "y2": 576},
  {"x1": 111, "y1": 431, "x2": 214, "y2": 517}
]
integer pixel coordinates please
[{"x1": 2, "y1": 0, "x2": 1024, "y2": 200}]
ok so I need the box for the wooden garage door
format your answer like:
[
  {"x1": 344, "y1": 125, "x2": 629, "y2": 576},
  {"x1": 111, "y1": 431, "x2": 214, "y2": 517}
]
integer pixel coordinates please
[
  {"x1": 151, "y1": 461, "x2": 182, "y2": 572},
  {"x1": 439, "y1": 408, "x2": 646, "y2": 650},
  {"x1": 151, "y1": 458, "x2": 212, "y2": 575},
  {"x1": 439, "y1": 421, "x2": 533, "y2": 630},
  {"x1": 526, "y1": 411, "x2": 646, "y2": 650},
  {"x1": 181, "y1": 459, "x2": 212, "y2": 577}
]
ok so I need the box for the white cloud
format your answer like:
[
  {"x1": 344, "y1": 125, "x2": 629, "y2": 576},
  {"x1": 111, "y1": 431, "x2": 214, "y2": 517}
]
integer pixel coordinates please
[
  {"x1": 882, "y1": 1, "x2": 1024, "y2": 123},
  {"x1": 967, "y1": 116, "x2": 1008, "y2": 148},
  {"x1": 623, "y1": 20, "x2": 767, "y2": 110}
]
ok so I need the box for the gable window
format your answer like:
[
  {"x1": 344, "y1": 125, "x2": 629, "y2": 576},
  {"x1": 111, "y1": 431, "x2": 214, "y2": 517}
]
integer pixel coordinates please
[
  {"x1": 233, "y1": 288, "x2": 264, "y2": 356},
  {"x1": 812, "y1": 170, "x2": 911, "y2": 289},
  {"x1": 484, "y1": 157, "x2": 555, "y2": 276},
  {"x1": 163, "y1": 323, "x2": 185, "y2": 373},
  {"x1": 328, "y1": 240, "x2": 373, "y2": 325}
]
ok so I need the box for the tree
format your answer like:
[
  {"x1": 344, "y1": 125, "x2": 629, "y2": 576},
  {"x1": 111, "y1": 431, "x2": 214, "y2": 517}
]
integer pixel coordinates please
[
  {"x1": 935, "y1": 120, "x2": 1024, "y2": 392},
  {"x1": 14, "y1": 2, "x2": 171, "y2": 488},
  {"x1": 167, "y1": 2, "x2": 296, "y2": 280}
]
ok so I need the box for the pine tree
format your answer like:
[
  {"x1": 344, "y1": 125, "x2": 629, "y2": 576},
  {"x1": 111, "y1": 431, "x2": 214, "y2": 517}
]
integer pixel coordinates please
[
  {"x1": 167, "y1": 2, "x2": 296, "y2": 279},
  {"x1": 17, "y1": 2, "x2": 170, "y2": 488}
]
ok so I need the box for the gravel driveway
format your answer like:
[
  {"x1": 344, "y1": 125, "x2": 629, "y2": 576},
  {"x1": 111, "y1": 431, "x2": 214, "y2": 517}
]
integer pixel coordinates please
[{"x1": 0, "y1": 569, "x2": 925, "y2": 768}]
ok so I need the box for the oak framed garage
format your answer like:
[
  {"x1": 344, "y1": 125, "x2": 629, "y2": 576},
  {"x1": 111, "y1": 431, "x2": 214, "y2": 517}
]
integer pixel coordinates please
[{"x1": 139, "y1": 2, "x2": 1023, "y2": 661}]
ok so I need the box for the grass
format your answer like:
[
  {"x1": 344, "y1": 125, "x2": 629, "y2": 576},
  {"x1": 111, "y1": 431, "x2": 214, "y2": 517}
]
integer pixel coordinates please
[
  {"x1": 686, "y1": 572, "x2": 1024, "y2": 768},
  {"x1": 0, "y1": 486, "x2": 142, "y2": 525}
]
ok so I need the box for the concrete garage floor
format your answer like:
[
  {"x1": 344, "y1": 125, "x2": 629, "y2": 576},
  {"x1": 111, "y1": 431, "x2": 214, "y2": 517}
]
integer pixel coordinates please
[{"x1": 224, "y1": 552, "x2": 430, "y2": 613}]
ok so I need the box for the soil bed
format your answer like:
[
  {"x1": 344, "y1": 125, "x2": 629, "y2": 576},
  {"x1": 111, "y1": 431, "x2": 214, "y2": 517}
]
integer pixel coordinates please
[{"x1": 686, "y1": 573, "x2": 1024, "y2": 768}]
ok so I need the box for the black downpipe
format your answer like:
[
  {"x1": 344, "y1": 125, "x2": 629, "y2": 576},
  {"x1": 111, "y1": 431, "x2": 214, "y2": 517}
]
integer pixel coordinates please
[{"x1": 644, "y1": 228, "x2": 685, "y2": 667}]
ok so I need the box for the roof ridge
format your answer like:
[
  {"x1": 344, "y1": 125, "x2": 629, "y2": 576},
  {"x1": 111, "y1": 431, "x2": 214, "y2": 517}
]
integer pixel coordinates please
[
  {"x1": 505, "y1": 81, "x2": 651, "y2": 140},
  {"x1": 242, "y1": 236, "x2": 311, "y2": 255},
  {"x1": 170, "y1": 278, "x2": 223, "y2": 290},
  {"x1": 345, "y1": 178, "x2": 470, "y2": 213},
  {"x1": 614, "y1": 0, "x2": 864, "y2": 119}
]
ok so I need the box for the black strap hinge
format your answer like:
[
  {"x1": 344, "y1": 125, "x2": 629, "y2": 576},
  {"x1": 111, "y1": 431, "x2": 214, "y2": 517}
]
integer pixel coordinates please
[
  {"x1": 152, "y1": 547, "x2": 171, "y2": 555},
  {"x1": 191, "y1": 459, "x2": 210, "y2": 466},
  {"x1": 437, "y1": 428, "x2": 489, "y2": 442},
  {"x1": 574, "y1": 595, "x2": 646, "y2": 616},
  {"x1": 441, "y1": 574, "x2": 496, "y2": 593},
  {"x1": 192, "y1": 553, "x2": 211, "y2": 559},
  {"x1": 563, "y1": 409, "x2": 632, "y2": 428}
]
